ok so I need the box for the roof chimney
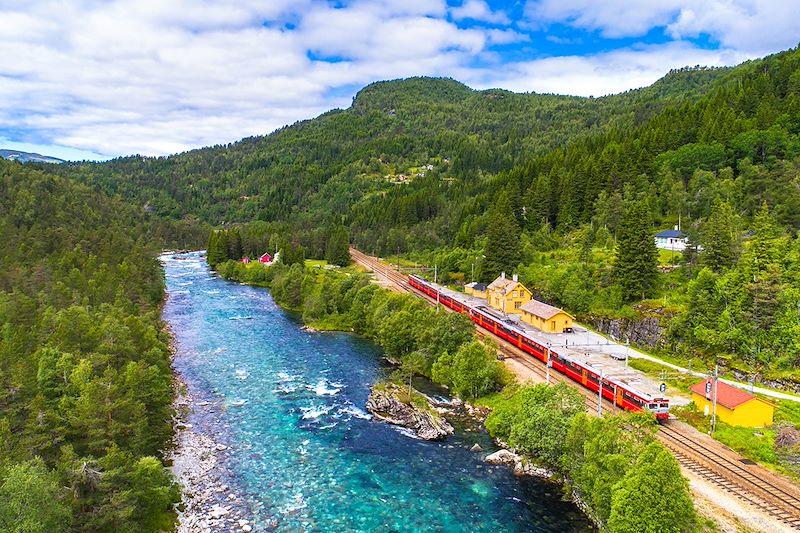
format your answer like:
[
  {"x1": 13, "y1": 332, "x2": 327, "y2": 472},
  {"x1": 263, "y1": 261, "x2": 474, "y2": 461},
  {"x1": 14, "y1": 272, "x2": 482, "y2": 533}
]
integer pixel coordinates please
[
  {"x1": 501, "y1": 272, "x2": 505, "y2": 279},
  {"x1": 674, "y1": 224, "x2": 679, "y2": 231},
  {"x1": 512, "y1": 273, "x2": 518, "y2": 282}
]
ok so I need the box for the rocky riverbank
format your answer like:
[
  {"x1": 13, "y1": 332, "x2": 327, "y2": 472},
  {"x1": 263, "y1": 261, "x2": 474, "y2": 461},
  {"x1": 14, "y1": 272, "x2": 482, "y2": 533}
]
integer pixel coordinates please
[
  {"x1": 366, "y1": 383, "x2": 455, "y2": 440},
  {"x1": 169, "y1": 376, "x2": 261, "y2": 532}
]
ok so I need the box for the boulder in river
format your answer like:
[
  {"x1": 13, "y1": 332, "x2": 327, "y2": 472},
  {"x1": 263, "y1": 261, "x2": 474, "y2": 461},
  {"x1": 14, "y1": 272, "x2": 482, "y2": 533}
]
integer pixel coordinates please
[
  {"x1": 470, "y1": 443, "x2": 483, "y2": 452},
  {"x1": 484, "y1": 449, "x2": 520, "y2": 466},
  {"x1": 485, "y1": 449, "x2": 556, "y2": 479},
  {"x1": 366, "y1": 383, "x2": 454, "y2": 440}
]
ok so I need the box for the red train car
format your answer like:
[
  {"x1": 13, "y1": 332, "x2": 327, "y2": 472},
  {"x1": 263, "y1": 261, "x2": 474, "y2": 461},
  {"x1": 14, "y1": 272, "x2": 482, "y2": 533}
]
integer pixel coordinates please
[{"x1": 408, "y1": 275, "x2": 670, "y2": 420}]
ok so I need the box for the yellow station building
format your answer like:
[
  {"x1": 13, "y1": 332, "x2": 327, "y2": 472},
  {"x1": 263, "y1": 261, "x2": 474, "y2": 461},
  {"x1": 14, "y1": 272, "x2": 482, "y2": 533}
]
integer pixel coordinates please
[
  {"x1": 486, "y1": 273, "x2": 531, "y2": 315},
  {"x1": 689, "y1": 380, "x2": 775, "y2": 428},
  {"x1": 520, "y1": 300, "x2": 575, "y2": 333},
  {"x1": 464, "y1": 282, "x2": 487, "y2": 299}
]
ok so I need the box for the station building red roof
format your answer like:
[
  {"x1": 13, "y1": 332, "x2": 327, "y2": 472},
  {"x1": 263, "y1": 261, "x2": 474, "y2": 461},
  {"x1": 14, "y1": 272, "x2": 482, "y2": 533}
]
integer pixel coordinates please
[
  {"x1": 520, "y1": 299, "x2": 574, "y2": 320},
  {"x1": 689, "y1": 380, "x2": 758, "y2": 409}
]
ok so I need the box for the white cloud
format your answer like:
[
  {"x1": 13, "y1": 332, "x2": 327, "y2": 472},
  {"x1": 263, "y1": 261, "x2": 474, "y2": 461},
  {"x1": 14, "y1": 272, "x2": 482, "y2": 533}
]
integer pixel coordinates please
[
  {"x1": 451, "y1": 0, "x2": 510, "y2": 25},
  {"x1": 525, "y1": 0, "x2": 800, "y2": 54},
  {"x1": 524, "y1": 0, "x2": 680, "y2": 38},
  {"x1": 463, "y1": 42, "x2": 748, "y2": 97},
  {"x1": 666, "y1": 1, "x2": 800, "y2": 55},
  {"x1": 0, "y1": 1, "x2": 797, "y2": 158},
  {"x1": 486, "y1": 29, "x2": 530, "y2": 45},
  {"x1": 0, "y1": 0, "x2": 474, "y2": 156}
]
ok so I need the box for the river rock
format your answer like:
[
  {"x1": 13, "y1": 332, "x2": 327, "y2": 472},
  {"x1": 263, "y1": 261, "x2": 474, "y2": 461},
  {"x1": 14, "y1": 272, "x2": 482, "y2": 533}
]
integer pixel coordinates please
[
  {"x1": 470, "y1": 443, "x2": 483, "y2": 452},
  {"x1": 366, "y1": 384, "x2": 454, "y2": 440},
  {"x1": 484, "y1": 449, "x2": 520, "y2": 466},
  {"x1": 513, "y1": 460, "x2": 556, "y2": 478}
]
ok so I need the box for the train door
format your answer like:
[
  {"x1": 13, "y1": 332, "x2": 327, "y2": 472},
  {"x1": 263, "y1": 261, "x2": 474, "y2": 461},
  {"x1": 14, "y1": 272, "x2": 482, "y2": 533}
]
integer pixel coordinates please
[
  {"x1": 581, "y1": 368, "x2": 587, "y2": 386},
  {"x1": 615, "y1": 385, "x2": 623, "y2": 408}
]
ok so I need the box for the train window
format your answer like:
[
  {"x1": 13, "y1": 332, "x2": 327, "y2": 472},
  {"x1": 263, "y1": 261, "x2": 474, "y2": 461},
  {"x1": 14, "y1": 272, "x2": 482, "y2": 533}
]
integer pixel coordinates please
[{"x1": 623, "y1": 391, "x2": 641, "y2": 405}]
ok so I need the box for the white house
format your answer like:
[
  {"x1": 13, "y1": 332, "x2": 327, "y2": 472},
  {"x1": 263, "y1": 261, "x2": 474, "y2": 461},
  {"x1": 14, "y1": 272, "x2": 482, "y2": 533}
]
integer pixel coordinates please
[{"x1": 655, "y1": 228, "x2": 687, "y2": 251}]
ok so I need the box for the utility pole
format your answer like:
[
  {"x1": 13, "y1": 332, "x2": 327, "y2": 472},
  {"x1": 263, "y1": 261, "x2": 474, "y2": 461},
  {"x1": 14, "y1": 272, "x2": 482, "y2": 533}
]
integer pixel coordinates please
[
  {"x1": 612, "y1": 384, "x2": 617, "y2": 414},
  {"x1": 625, "y1": 338, "x2": 630, "y2": 367},
  {"x1": 711, "y1": 364, "x2": 719, "y2": 435},
  {"x1": 434, "y1": 264, "x2": 440, "y2": 307},
  {"x1": 545, "y1": 344, "x2": 551, "y2": 384},
  {"x1": 598, "y1": 368, "x2": 604, "y2": 417}
]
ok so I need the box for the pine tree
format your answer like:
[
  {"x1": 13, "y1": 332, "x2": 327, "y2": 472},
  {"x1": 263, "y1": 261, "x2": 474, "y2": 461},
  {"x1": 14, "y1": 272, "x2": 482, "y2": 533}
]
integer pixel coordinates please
[
  {"x1": 750, "y1": 201, "x2": 779, "y2": 275},
  {"x1": 701, "y1": 201, "x2": 737, "y2": 272},
  {"x1": 483, "y1": 191, "x2": 521, "y2": 282},
  {"x1": 228, "y1": 227, "x2": 244, "y2": 261},
  {"x1": 280, "y1": 241, "x2": 306, "y2": 267},
  {"x1": 206, "y1": 230, "x2": 228, "y2": 269},
  {"x1": 614, "y1": 201, "x2": 658, "y2": 302},
  {"x1": 325, "y1": 225, "x2": 351, "y2": 266},
  {"x1": 206, "y1": 230, "x2": 220, "y2": 267},
  {"x1": 217, "y1": 230, "x2": 230, "y2": 262},
  {"x1": 524, "y1": 174, "x2": 551, "y2": 231}
]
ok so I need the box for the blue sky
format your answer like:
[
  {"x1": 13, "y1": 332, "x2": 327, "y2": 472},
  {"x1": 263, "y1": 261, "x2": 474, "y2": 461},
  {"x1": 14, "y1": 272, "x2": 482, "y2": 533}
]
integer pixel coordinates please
[{"x1": 1, "y1": 0, "x2": 798, "y2": 160}]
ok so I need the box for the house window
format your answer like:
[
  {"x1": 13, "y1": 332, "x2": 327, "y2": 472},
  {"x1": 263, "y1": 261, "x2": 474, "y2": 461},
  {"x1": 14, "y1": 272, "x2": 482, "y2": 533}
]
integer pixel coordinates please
[
  {"x1": 515, "y1": 301, "x2": 521, "y2": 309},
  {"x1": 551, "y1": 320, "x2": 556, "y2": 329}
]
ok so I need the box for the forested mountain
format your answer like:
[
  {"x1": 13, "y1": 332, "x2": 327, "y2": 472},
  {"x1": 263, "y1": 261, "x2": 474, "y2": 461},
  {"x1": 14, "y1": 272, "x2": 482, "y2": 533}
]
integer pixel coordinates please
[
  {"x1": 0, "y1": 159, "x2": 206, "y2": 531},
  {"x1": 53, "y1": 68, "x2": 725, "y2": 238},
  {"x1": 42, "y1": 46, "x2": 800, "y2": 379},
  {"x1": 0, "y1": 149, "x2": 65, "y2": 164}
]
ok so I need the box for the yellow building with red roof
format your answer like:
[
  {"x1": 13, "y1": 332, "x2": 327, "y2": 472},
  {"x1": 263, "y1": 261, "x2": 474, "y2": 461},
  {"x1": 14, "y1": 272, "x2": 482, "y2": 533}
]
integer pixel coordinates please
[
  {"x1": 689, "y1": 379, "x2": 775, "y2": 428},
  {"x1": 519, "y1": 299, "x2": 574, "y2": 333}
]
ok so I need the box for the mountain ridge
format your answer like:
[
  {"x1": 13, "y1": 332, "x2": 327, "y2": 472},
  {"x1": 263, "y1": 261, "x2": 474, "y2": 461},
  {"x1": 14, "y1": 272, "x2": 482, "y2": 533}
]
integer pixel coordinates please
[{"x1": 0, "y1": 148, "x2": 65, "y2": 164}]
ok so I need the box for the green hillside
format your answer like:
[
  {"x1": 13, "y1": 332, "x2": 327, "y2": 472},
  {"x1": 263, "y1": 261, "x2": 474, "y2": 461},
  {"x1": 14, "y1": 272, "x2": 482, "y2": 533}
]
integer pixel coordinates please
[
  {"x1": 54, "y1": 68, "x2": 726, "y2": 229},
  {"x1": 48, "y1": 46, "x2": 800, "y2": 380},
  {"x1": 0, "y1": 159, "x2": 206, "y2": 531}
]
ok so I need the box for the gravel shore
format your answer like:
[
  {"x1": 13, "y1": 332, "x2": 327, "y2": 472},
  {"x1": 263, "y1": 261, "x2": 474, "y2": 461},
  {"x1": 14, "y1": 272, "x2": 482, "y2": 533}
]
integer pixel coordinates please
[{"x1": 169, "y1": 376, "x2": 261, "y2": 533}]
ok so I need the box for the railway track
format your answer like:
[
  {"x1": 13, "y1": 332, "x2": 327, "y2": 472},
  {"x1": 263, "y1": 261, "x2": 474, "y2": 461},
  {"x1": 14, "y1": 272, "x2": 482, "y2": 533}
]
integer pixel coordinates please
[
  {"x1": 349, "y1": 247, "x2": 800, "y2": 530},
  {"x1": 658, "y1": 423, "x2": 800, "y2": 530}
]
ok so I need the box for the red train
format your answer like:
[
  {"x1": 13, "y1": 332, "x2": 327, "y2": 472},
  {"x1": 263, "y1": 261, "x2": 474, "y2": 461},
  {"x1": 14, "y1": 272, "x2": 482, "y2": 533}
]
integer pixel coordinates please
[{"x1": 408, "y1": 275, "x2": 670, "y2": 420}]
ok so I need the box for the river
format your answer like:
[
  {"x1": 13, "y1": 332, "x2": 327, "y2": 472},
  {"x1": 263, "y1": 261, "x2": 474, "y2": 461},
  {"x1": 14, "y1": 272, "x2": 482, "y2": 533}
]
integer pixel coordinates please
[{"x1": 162, "y1": 251, "x2": 591, "y2": 532}]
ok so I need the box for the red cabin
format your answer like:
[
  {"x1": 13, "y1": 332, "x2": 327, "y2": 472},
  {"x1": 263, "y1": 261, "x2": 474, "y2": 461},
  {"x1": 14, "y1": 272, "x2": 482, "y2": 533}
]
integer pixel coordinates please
[{"x1": 259, "y1": 253, "x2": 271, "y2": 264}]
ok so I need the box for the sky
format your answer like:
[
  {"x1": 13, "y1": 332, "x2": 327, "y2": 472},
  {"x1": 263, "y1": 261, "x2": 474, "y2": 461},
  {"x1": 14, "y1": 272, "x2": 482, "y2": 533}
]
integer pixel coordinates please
[{"x1": 1, "y1": 0, "x2": 799, "y2": 161}]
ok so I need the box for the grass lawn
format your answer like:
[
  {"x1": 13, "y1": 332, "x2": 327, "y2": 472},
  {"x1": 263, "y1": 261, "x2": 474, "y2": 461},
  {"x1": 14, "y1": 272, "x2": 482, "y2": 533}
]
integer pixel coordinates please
[
  {"x1": 658, "y1": 248, "x2": 682, "y2": 266},
  {"x1": 305, "y1": 259, "x2": 329, "y2": 268}
]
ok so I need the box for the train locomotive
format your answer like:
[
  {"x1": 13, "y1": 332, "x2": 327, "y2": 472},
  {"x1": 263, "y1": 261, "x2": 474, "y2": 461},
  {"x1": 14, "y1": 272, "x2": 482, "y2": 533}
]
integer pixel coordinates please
[{"x1": 408, "y1": 274, "x2": 670, "y2": 420}]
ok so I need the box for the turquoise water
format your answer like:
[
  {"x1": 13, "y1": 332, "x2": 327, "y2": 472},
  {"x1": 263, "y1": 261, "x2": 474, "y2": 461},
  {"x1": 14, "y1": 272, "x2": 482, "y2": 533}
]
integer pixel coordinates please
[{"x1": 162, "y1": 252, "x2": 592, "y2": 532}]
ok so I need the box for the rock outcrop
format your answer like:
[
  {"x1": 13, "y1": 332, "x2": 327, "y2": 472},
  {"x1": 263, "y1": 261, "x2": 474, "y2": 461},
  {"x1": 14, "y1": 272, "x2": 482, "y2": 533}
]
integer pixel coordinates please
[
  {"x1": 585, "y1": 304, "x2": 675, "y2": 350},
  {"x1": 484, "y1": 449, "x2": 556, "y2": 478},
  {"x1": 366, "y1": 384, "x2": 454, "y2": 440}
]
